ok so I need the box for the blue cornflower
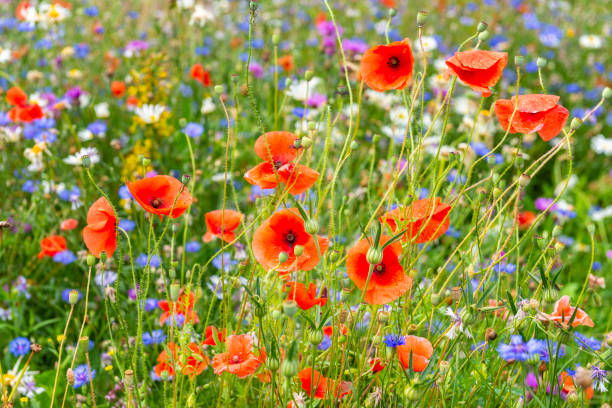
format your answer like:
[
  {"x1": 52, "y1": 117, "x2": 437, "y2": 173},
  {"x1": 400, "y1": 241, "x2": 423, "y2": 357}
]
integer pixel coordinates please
[
  {"x1": 53, "y1": 250, "x2": 77, "y2": 265},
  {"x1": 87, "y1": 121, "x2": 107, "y2": 136},
  {"x1": 9, "y1": 337, "x2": 31, "y2": 356},
  {"x1": 73, "y1": 364, "x2": 95, "y2": 389},
  {"x1": 538, "y1": 342, "x2": 564, "y2": 363},
  {"x1": 317, "y1": 336, "x2": 332, "y2": 351},
  {"x1": 84, "y1": 6, "x2": 99, "y2": 16},
  {"x1": 212, "y1": 252, "x2": 237, "y2": 270},
  {"x1": 143, "y1": 330, "x2": 166, "y2": 346},
  {"x1": 22, "y1": 180, "x2": 37, "y2": 193},
  {"x1": 183, "y1": 122, "x2": 204, "y2": 138},
  {"x1": 118, "y1": 185, "x2": 133, "y2": 200},
  {"x1": 144, "y1": 298, "x2": 159, "y2": 312},
  {"x1": 118, "y1": 219, "x2": 136, "y2": 232},
  {"x1": 136, "y1": 254, "x2": 161, "y2": 268},
  {"x1": 383, "y1": 333, "x2": 406, "y2": 348},
  {"x1": 497, "y1": 335, "x2": 531, "y2": 361},
  {"x1": 574, "y1": 332, "x2": 601, "y2": 351},
  {"x1": 185, "y1": 241, "x2": 201, "y2": 253}
]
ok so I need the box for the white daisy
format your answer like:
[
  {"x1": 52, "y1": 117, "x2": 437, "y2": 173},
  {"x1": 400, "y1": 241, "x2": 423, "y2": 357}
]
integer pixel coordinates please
[
  {"x1": 135, "y1": 104, "x2": 166, "y2": 124},
  {"x1": 63, "y1": 147, "x2": 100, "y2": 166}
]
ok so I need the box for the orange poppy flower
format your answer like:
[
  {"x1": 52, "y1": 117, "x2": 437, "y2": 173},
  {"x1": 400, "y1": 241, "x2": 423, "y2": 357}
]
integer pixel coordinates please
[
  {"x1": 359, "y1": 39, "x2": 414, "y2": 92},
  {"x1": 559, "y1": 371, "x2": 593, "y2": 400},
  {"x1": 126, "y1": 95, "x2": 139, "y2": 107},
  {"x1": 540, "y1": 295, "x2": 594, "y2": 328},
  {"x1": 182, "y1": 342, "x2": 209, "y2": 378},
  {"x1": 380, "y1": 0, "x2": 396, "y2": 8},
  {"x1": 6, "y1": 87, "x2": 43, "y2": 123},
  {"x1": 126, "y1": 175, "x2": 193, "y2": 221},
  {"x1": 396, "y1": 335, "x2": 433, "y2": 372},
  {"x1": 278, "y1": 55, "x2": 294, "y2": 72},
  {"x1": 16, "y1": 1, "x2": 30, "y2": 20},
  {"x1": 212, "y1": 334, "x2": 264, "y2": 378},
  {"x1": 370, "y1": 357, "x2": 386, "y2": 373},
  {"x1": 284, "y1": 281, "x2": 327, "y2": 310},
  {"x1": 322, "y1": 324, "x2": 348, "y2": 338},
  {"x1": 252, "y1": 209, "x2": 329, "y2": 274},
  {"x1": 204, "y1": 209, "x2": 243, "y2": 243},
  {"x1": 60, "y1": 218, "x2": 78, "y2": 231},
  {"x1": 154, "y1": 342, "x2": 179, "y2": 378},
  {"x1": 517, "y1": 211, "x2": 536, "y2": 230},
  {"x1": 494, "y1": 94, "x2": 569, "y2": 141},
  {"x1": 244, "y1": 131, "x2": 319, "y2": 195},
  {"x1": 203, "y1": 326, "x2": 226, "y2": 346},
  {"x1": 190, "y1": 63, "x2": 211, "y2": 86},
  {"x1": 83, "y1": 197, "x2": 117, "y2": 258},
  {"x1": 346, "y1": 235, "x2": 411, "y2": 304},
  {"x1": 445, "y1": 50, "x2": 508, "y2": 97},
  {"x1": 297, "y1": 368, "x2": 352, "y2": 400},
  {"x1": 158, "y1": 292, "x2": 200, "y2": 326},
  {"x1": 381, "y1": 197, "x2": 451, "y2": 244},
  {"x1": 38, "y1": 235, "x2": 67, "y2": 259},
  {"x1": 110, "y1": 81, "x2": 126, "y2": 98}
]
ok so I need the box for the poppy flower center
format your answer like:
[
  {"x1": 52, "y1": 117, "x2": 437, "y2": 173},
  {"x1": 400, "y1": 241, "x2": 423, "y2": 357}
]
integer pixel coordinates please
[
  {"x1": 387, "y1": 56, "x2": 400, "y2": 68},
  {"x1": 374, "y1": 264, "x2": 386, "y2": 275},
  {"x1": 150, "y1": 197, "x2": 163, "y2": 208},
  {"x1": 231, "y1": 355, "x2": 241, "y2": 363},
  {"x1": 285, "y1": 231, "x2": 296, "y2": 245},
  {"x1": 273, "y1": 160, "x2": 284, "y2": 170}
]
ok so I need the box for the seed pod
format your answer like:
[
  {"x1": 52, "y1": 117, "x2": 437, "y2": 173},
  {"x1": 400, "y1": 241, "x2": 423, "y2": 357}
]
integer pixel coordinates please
[{"x1": 485, "y1": 328, "x2": 497, "y2": 342}]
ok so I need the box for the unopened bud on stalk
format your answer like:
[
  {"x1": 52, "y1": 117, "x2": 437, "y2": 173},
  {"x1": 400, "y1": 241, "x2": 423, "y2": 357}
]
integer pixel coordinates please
[
  {"x1": 169, "y1": 268, "x2": 176, "y2": 280},
  {"x1": 416, "y1": 10, "x2": 428, "y2": 27},
  {"x1": 570, "y1": 117, "x2": 582, "y2": 131},
  {"x1": 301, "y1": 136, "x2": 313, "y2": 148},
  {"x1": 575, "y1": 367, "x2": 593, "y2": 389},
  {"x1": 366, "y1": 247, "x2": 383, "y2": 265},
  {"x1": 142, "y1": 157, "x2": 151, "y2": 167},
  {"x1": 487, "y1": 155, "x2": 497, "y2": 166},
  {"x1": 514, "y1": 55, "x2": 524, "y2": 66},
  {"x1": 477, "y1": 21, "x2": 488, "y2": 33},
  {"x1": 66, "y1": 368, "x2": 75, "y2": 385},
  {"x1": 30, "y1": 343, "x2": 42, "y2": 353},
  {"x1": 280, "y1": 359, "x2": 298, "y2": 378},
  {"x1": 272, "y1": 33, "x2": 280, "y2": 46},
  {"x1": 282, "y1": 300, "x2": 298, "y2": 317},
  {"x1": 68, "y1": 289, "x2": 80, "y2": 305},
  {"x1": 350, "y1": 141, "x2": 359, "y2": 150},
  {"x1": 587, "y1": 224, "x2": 595, "y2": 235},
  {"x1": 565, "y1": 391, "x2": 578, "y2": 404},
  {"x1": 87, "y1": 254, "x2": 96, "y2": 266},
  {"x1": 214, "y1": 85, "x2": 224, "y2": 95},
  {"x1": 430, "y1": 293, "x2": 441, "y2": 305},
  {"x1": 451, "y1": 286, "x2": 462, "y2": 303},
  {"x1": 485, "y1": 328, "x2": 497, "y2": 342},
  {"x1": 308, "y1": 330, "x2": 324, "y2": 345},
  {"x1": 304, "y1": 70, "x2": 314, "y2": 81},
  {"x1": 478, "y1": 30, "x2": 489, "y2": 42},
  {"x1": 518, "y1": 173, "x2": 531, "y2": 188},
  {"x1": 170, "y1": 283, "x2": 180, "y2": 301},
  {"x1": 305, "y1": 219, "x2": 319, "y2": 234},
  {"x1": 181, "y1": 174, "x2": 191, "y2": 185},
  {"x1": 100, "y1": 251, "x2": 107, "y2": 264},
  {"x1": 603, "y1": 87, "x2": 612, "y2": 100},
  {"x1": 267, "y1": 356, "x2": 280, "y2": 371},
  {"x1": 377, "y1": 310, "x2": 390, "y2": 324},
  {"x1": 404, "y1": 384, "x2": 418, "y2": 401},
  {"x1": 543, "y1": 287, "x2": 558, "y2": 303},
  {"x1": 388, "y1": 8, "x2": 396, "y2": 18},
  {"x1": 552, "y1": 225, "x2": 562, "y2": 238},
  {"x1": 536, "y1": 57, "x2": 547, "y2": 68},
  {"x1": 178, "y1": 118, "x2": 187, "y2": 128},
  {"x1": 249, "y1": 1, "x2": 258, "y2": 11},
  {"x1": 81, "y1": 154, "x2": 91, "y2": 168},
  {"x1": 278, "y1": 251, "x2": 289, "y2": 264},
  {"x1": 293, "y1": 245, "x2": 304, "y2": 257}
]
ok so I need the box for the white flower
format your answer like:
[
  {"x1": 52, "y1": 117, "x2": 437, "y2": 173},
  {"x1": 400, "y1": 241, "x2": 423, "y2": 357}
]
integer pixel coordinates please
[
  {"x1": 1, "y1": 126, "x2": 22, "y2": 142},
  {"x1": 286, "y1": 78, "x2": 322, "y2": 101},
  {"x1": 591, "y1": 206, "x2": 612, "y2": 222},
  {"x1": 135, "y1": 104, "x2": 166, "y2": 124},
  {"x1": 190, "y1": 4, "x2": 214, "y2": 27},
  {"x1": 94, "y1": 102, "x2": 110, "y2": 118},
  {"x1": 554, "y1": 174, "x2": 577, "y2": 196},
  {"x1": 579, "y1": 35, "x2": 603, "y2": 49},
  {"x1": 78, "y1": 129, "x2": 93, "y2": 141},
  {"x1": 414, "y1": 36, "x2": 438, "y2": 53},
  {"x1": 364, "y1": 89, "x2": 399, "y2": 110},
  {"x1": 24, "y1": 143, "x2": 47, "y2": 172},
  {"x1": 177, "y1": 0, "x2": 195, "y2": 9},
  {"x1": 389, "y1": 106, "x2": 410, "y2": 126},
  {"x1": 444, "y1": 307, "x2": 471, "y2": 339},
  {"x1": 39, "y1": 2, "x2": 70, "y2": 24},
  {"x1": 0, "y1": 47, "x2": 12, "y2": 64},
  {"x1": 200, "y1": 97, "x2": 215, "y2": 114},
  {"x1": 63, "y1": 147, "x2": 100, "y2": 166},
  {"x1": 591, "y1": 134, "x2": 612, "y2": 156}
]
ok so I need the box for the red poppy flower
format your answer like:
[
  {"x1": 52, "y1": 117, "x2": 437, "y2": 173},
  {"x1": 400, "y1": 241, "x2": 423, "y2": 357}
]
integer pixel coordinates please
[
  {"x1": 126, "y1": 175, "x2": 193, "y2": 221},
  {"x1": 190, "y1": 63, "x2": 211, "y2": 86},
  {"x1": 297, "y1": 368, "x2": 352, "y2": 400},
  {"x1": 369, "y1": 357, "x2": 386, "y2": 373},
  {"x1": 494, "y1": 94, "x2": 569, "y2": 141},
  {"x1": 284, "y1": 281, "x2": 327, "y2": 310},
  {"x1": 278, "y1": 55, "x2": 294, "y2": 72},
  {"x1": 559, "y1": 371, "x2": 593, "y2": 400},
  {"x1": 322, "y1": 324, "x2": 348, "y2": 338},
  {"x1": 38, "y1": 235, "x2": 67, "y2": 259},
  {"x1": 244, "y1": 131, "x2": 319, "y2": 195},
  {"x1": 252, "y1": 209, "x2": 328, "y2": 274},
  {"x1": 380, "y1": 0, "x2": 396, "y2": 8},
  {"x1": 110, "y1": 81, "x2": 126, "y2": 98},
  {"x1": 540, "y1": 295, "x2": 594, "y2": 328},
  {"x1": 445, "y1": 50, "x2": 508, "y2": 97},
  {"x1": 360, "y1": 39, "x2": 414, "y2": 92},
  {"x1": 396, "y1": 335, "x2": 433, "y2": 372},
  {"x1": 203, "y1": 326, "x2": 226, "y2": 346},
  {"x1": 158, "y1": 292, "x2": 200, "y2": 326},
  {"x1": 517, "y1": 211, "x2": 536, "y2": 230},
  {"x1": 82, "y1": 197, "x2": 117, "y2": 258},
  {"x1": 204, "y1": 209, "x2": 243, "y2": 243},
  {"x1": 6, "y1": 87, "x2": 43, "y2": 123},
  {"x1": 182, "y1": 342, "x2": 209, "y2": 378},
  {"x1": 154, "y1": 342, "x2": 179, "y2": 378},
  {"x1": 211, "y1": 334, "x2": 264, "y2": 378},
  {"x1": 381, "y1": 197, "x2": 451, "y2": 244},
  {"x1": 60, "y1": 218, "x2": 78, "y2": 231},
  {"x1": 16, "y1": 1, "x2": 31, "y2": 20},
  {"x1": 346, "y1": 235, "x2": 411, "y2": 304}
]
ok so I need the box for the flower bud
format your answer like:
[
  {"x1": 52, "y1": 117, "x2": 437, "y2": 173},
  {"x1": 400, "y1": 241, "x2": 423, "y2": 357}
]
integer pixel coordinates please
[
  {"x1": 249, "y1": 1, "x2": 258, "y2": 11},
  {"x1": 543, "y1": 287, "x2": 558, "y2": 303},
  {"x1": 169, "y1": 268, "x2": 176, "y2": 280},
  {"x1": 308, "y1": 330, "x2": 324, "y2": 345},
  {"x1": 271, "y1": 310, "x2": 282, "y2": 320},
  {"x1": 170, "y1": 283, "x2": 180, "y2": 301},
  {"x1": 87, "y1": 254, "x2": 96, "y2": 266},
  {"x1": 66, "y1": 368, "x2": 75, "y2": 385},
  {"x1": 570, "y1": 117, "x2": 582, "y2": 131},
  {"x1": 485, "y1": 328, "x2": 497, "y2": 342},
  {"x1": 272, "y1": 33, "x2": 280, "y2": 46},
  {"x1": 267, "y1": 356, "x2": 280, "y2": 371},
  {"x1": 416, "y1": 10, "x2": 428, "y2": 27},
  {"x1": 214, "y1": 85, "x2": 224, "y2": 95},
  {"x1": 518, "y1": 173, "x2": 531, "y2": 188},
  {"x1": 603, "y1": 87, "x2": 612, "y2": 100},
  {"x1": 536, "y1": 57, "x2": 547, "y2": 68},
  {"x1": 478, "y1": 30, "x2": 489, "y2": 42},
  {"x1": 30, "y1": 343, "x2": 42, "y2": 353},
  {"x1": 377, "y1": 310, "x2": 390, "y2": 324},
  {"x1": 304, "y1": 70, "x2": 314, "y2": 81},
  {"x1": 142, "y1": 157, "x2": 151, "y2": 167},
  {"x1": 366, "y1": 247, "x2": 383, "y2": 265},
  {"x1": 68, "y1": 290, "x2": 80, "y2": 305},
  {"x1": 404, "y1": 384, "x2": 417, "y2": 401},
  {"x1": 282, "y1": 300, "x2": 298, "y2": 317},
  {"x1": 99, "y1": 251, "x2": 107, "y2": 264},
  {"x1": 301, "y1": 136, "x2": 313, "y2": 148},
  {"x1": 430, "y1": 293, "x2": 441, "y2": 305},
  {"x1": 388, "y1": 8, "x2": 396, "y2": 18},
  {"x1": 514, "y1": 55, "x2": 524, "y2": 66},
  {"x1": 293, "y1": 245, "x2": 304, "y2": 256},
  {"x1": 477, "y1": 21, "x2": 488, "y2": 33},
  {"x1": 350, "y1": 141, "x2": 359, "y2": 150},
  {"x1": 278, "y1": 251, "x2": 289, "y2": 264},
  {"x1": 280, "y1": 359, "x2": 298, "y2": 378},
  {"x1": 181, "y1": 174, "x2": 191, "y2": 185},
  {"x1": 305, "y1": 219, "x2": 319, "y2": 234},
  {"x1": 565, "y1": 391, "x2": 578, "y2": 404},
  {"x1": 81, "y1": 154, "x2": 91, "y2": 168}
]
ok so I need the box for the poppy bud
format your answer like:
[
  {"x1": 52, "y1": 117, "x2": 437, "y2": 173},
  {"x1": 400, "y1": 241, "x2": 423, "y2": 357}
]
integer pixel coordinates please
[
  {"x1": 100, "y1": 251, "x2": 107, "y2": 263},
  {"x1": 305, "y1": 219, "x2": 319, "y2": 234},
  {"x1": 603, "y1": 87, "x2": 612, "y2": 100},
  {"x1": 142, "y1": 157, "x2": 151, "y2": 167},
  {"x1": 377, "y1": 310, "x2": 390, "y2": 324},
  {"x1": 271, "y1": 309, "x2": 282, "y2": 320},
  {"x1": 486, "y1": 155, "x2": 497, "y2": 166},
  {"x1": 586, "y1": 223, "x2": 595, "y2": 235},
  {"x1": 338, "y1": 335, "x2": 347, "y2": 343},
  {"x1": 514, "y1": 55, "x2": 524, "y2": 66},
  {"x1": 160, "y1": 370, "x2": 170, "y2": 381},
  {"x1": 267, "y1": 356, "x2": 280, "y2": 371},
  {"x1": 552, "y1": 225, "x2": 561, "y2": 238},
  {"x1": 249, "y1": 1, "x2": 257, "y2": 11},
  {"x1": 285, "y1": 78, "x2": 292, "y2": 87},
  {"x1": 280, "y1": 359, "x2": 298, "y2": 378},
  {"x1": 87, "y1": 254, "x2": 96, "y2": 266},
  {"x1": 293, "y1": 245, "x2": 304, "y2": 256},
  {"x1": 430, "y1": 293, "x2": 441, "y2": 305},
  {"x1": 272, "y1": 33, "x2": 280, "y2": 46},
  {"x1": 124, "y1": 369, "x2": 134, "y2": 388},
  {"x1": 301, "y1": 136, "x2": 313, "y2": 148},
  {"x1": 81, "y1": 154, "x2": 91, "y2": 168},
  {"x1": 278, "y1": 251, "x2": 289, "y2": 264},
  {"x1": 570, "y1": 117, "x2": 582, "y2": 131},
  {"x1": 493, "y1": 187, "x2": 502, "y2": 199},
  {"x1": 214, "y1": 85, "x2": 224, "y2": 95},
  {"x1": 388, "y1": 8, "x2": 396, "y2": 18},
  {"x1": 187, "y1": 393, "x2": 196, "y2": 408},
  {"x1": 178, "y1": 118, "x2": 187, "y2": 128},
  {"x1": 366, "y1": 247, "x2": 383, "y2": 265},
  {"x1": 518, "y1": 173, "x2": 531, "y2": 188},
  {"x1": 477, "y1": 21, "x2": 488, "y2": 33},
  {"x1": 308, "y1": 330, "x2": 324, "y2": 345},
  {"x1": 536, "y1": 57, "x2": 547, "y2": 68},
  {"x1": 527, "y1": 353, "x2": 540, "y2": 366},
  {"x1": 68, "y1": 290, "x2": 80, "y2": 305},
  {"x1": 543, "y1": 287, "x2": 558, "y2": 303},
  {"x1": 169, "y1": 268, "x2": 176, "y2": 280},
  {"x1": 404, "y1": 384, "x2": 417, "y2": 401},
  {"x1": 340, "y1": 288, "x2": 351, "y2": 302},
  {"x1": 282, "y1": 300, "x2": 298, "y2": 317},
  {"x1": 181, "y1": 174, "x2": 191, "y2": 185},
  {"x1": 350, "y1": 141, "x2": 359, "y2": 150},
  {"x1": 416, "y1": 10, "x2": 427, "y2": 27},
  {"x1": 170, "y1": 283, "x2": 180, "y2": 301},
  {"x1": 478, "y1": 30, "x2": 489, "y2": 42},
  {"x1": 304, "y1": 70, "x2": 314, "y2": 81}
]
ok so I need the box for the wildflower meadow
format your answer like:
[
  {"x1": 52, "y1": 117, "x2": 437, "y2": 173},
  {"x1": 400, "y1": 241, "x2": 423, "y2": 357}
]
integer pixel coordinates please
[{"x1": 1, "y1": 0, "x2": 612, "y2": 407}]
